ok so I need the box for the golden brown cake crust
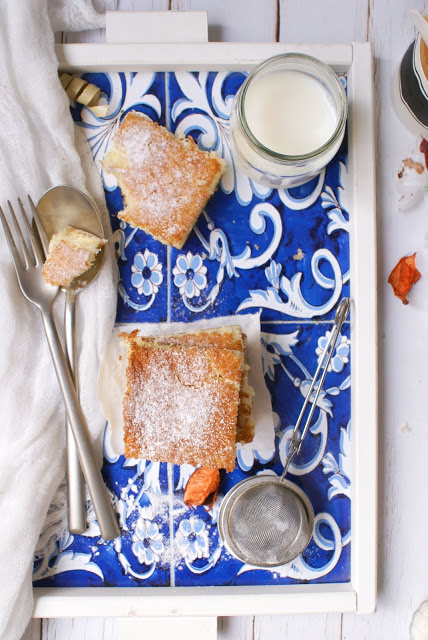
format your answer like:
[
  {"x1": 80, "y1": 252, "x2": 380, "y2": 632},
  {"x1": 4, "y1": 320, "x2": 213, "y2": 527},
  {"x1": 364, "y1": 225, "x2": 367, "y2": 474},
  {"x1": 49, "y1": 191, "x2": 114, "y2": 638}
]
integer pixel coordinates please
[
  {"x1": 141, "y1": 326, "x2": 244, "y2": 352},
  {"x1": 121, "y1": 336, "x2": 242, "y2": 471},
  {"x1": 236, "y1": 334, "x2": 256, "y2": 444},
  {"x1": 102, "y1": 111, "x2": 225, "y2": 249},
  {"x1": 134, "y1": 326, "x2": 256, "y2": 444}
]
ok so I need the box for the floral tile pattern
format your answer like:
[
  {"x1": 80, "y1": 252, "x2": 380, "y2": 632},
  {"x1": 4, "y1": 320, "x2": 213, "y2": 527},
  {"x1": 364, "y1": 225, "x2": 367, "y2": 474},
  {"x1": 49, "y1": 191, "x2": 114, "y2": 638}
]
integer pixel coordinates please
[
  {"x1": 172, "y1": 322, "x2": 351, "y2": 587},
  {"x1": 34, "y1": 70, "x2": 352, "y2": 588}
]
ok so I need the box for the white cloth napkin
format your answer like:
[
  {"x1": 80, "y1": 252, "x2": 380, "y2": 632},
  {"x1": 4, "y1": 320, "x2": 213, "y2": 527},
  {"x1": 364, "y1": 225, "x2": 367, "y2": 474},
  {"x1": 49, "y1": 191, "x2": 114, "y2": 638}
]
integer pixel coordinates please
[{"x1": 0, "y1": 1, "x2": 116, "y2": 638}]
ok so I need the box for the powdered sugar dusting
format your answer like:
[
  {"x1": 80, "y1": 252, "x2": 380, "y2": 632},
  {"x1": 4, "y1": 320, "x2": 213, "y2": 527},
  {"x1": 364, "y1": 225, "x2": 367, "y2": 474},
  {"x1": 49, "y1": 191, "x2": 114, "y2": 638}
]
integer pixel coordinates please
[
  {"x1": 138, "y1": 328, "x2": 255, "y2": 444},
  {"x1": 97, "y1": 315, "x2": 275, "y2": 457},
  {"x1": 102, "y1": 111, "x2": 225, "y2": 249},
  {"x1": 123, "y1": 342, "x2": 241, "y2": 471},
  {"x1": 42, "y1": 242, "x2": 91, "y2": 286}
]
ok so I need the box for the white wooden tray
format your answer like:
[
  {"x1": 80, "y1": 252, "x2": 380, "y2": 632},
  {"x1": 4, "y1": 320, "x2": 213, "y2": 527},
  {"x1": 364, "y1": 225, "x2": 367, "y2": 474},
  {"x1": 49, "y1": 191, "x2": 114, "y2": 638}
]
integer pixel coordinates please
[{"x1": 33, "y1": 10, "x2": 377, "y2": 627}]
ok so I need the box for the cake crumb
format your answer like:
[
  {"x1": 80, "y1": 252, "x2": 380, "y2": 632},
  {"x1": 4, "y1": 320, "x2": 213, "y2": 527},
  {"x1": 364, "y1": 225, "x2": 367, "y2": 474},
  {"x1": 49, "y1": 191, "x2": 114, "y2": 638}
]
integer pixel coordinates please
[
  {"x1": 401, "y1": 421, "x2": 411, "y2": 434},
  {"x1": 293, "y1": 247, "x2": 305, "y2": 261}
]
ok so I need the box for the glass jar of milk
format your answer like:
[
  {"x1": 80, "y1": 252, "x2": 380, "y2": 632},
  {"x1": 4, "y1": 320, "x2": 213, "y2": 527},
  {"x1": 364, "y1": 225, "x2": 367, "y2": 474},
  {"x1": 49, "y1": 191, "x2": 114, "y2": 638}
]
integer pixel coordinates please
[{"x1": 230, "y1": 53, "x2": 347, "y2": 189}]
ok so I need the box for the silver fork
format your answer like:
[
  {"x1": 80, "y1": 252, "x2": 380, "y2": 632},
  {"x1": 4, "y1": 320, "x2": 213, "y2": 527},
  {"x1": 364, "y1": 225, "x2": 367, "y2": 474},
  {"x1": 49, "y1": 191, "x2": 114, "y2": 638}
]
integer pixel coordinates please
[{"x1": 0, "y1": 197, "x2": 119, "y2": 541}]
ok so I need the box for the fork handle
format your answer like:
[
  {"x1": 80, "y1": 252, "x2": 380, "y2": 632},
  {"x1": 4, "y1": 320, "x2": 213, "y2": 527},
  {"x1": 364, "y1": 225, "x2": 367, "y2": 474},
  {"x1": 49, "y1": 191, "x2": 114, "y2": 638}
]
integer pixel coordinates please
[
  {"x1": 41, "y1": 308, "x2": 120, "y2": 541},
  {"x1": 65, "y1": 289, "x2": 87, "y2": 535}
]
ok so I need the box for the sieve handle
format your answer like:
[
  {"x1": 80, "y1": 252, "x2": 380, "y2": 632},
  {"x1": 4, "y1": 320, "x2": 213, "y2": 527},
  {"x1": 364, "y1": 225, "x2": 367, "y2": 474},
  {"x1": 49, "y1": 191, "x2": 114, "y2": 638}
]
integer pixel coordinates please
[{"x1": 281, "y1": 298, "x2": 351, "y2": 480}]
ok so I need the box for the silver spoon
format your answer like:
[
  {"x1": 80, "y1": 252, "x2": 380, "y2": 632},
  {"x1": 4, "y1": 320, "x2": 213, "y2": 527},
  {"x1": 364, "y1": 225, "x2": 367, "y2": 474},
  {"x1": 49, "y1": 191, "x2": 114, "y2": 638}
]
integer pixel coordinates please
[{"x1": 37, "y1": 185, "x2": 107, "y2": 535}]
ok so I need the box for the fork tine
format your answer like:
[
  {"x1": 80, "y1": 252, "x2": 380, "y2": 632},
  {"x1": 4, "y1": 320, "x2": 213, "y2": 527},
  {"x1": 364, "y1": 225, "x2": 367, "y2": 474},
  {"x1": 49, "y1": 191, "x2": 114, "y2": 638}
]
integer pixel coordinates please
[
  {"x1": 8, "y1": 200, "x2": 32, "y2": 268},
  {"x1": 18, "y1": 197, "x2": 44, "y2": 266},
  {"x1": 0, "y1": 205, "x2": 24, "y2": 274},
  {"x1": 28, "y1": 194, "x2": 49, "y2": 259}
]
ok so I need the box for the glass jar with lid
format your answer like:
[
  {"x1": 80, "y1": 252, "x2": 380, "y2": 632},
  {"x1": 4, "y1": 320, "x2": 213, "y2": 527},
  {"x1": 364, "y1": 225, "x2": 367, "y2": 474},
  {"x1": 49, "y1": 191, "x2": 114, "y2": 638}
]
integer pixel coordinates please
[{"x1": 230, "y1": 53, "x2": 348, "y2": 189}]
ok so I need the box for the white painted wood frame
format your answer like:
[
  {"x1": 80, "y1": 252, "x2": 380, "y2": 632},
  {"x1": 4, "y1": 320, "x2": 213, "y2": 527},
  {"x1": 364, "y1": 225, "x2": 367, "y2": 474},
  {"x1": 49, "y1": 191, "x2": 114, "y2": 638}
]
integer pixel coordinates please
[{"x1": 33, "y1": 35, "x2": 377, "y2": 620}]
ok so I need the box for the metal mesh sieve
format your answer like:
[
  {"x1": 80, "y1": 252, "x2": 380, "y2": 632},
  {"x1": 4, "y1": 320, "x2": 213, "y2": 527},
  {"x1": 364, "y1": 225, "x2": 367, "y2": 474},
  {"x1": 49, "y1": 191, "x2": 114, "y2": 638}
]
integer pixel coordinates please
[
  {"x1": 218, "y1": 298, "x2": 351, "y2": 568},
  {"x1": 218, "y1": 475, "x2": 314, "y2": 567}
]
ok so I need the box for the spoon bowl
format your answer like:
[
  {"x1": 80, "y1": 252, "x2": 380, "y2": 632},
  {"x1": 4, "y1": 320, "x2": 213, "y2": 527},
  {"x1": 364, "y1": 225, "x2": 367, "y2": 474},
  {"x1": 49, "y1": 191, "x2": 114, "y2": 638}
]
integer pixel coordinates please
[{"x1": 37, "y1": 185, "x2": 105, "y2": 291}]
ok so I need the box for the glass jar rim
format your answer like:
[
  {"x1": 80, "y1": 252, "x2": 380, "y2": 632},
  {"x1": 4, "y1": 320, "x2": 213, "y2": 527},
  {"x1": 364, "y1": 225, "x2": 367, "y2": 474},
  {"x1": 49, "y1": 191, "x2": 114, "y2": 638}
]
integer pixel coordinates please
[{"x1": 238, "y1": 53, "x2": 348, "y2": 163}]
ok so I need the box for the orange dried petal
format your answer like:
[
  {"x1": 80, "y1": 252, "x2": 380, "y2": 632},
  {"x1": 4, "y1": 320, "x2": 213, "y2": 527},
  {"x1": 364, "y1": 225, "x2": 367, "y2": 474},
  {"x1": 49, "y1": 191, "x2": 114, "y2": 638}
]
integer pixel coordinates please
[
  {"x1": 388, "y1": 253, "x2": 421, "y2": 305},
  {"x1": 420, "y1": 138, "x2": 428, "y2": 169},
  {"x1": 183, "y1": 467, "x2": 220, "y2": 510}
]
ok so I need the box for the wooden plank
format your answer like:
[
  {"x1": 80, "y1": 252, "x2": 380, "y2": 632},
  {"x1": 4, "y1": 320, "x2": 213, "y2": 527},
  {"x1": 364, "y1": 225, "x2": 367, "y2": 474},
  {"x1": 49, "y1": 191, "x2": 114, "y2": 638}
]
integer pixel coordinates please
[
  {"x1": 54, "y1": 42, "x2": 353, "y2": 73},
  {"x1": 279, "y1": 0, "x2": 369, "y2": 44},
  {"x1": 62, "y1": 29, "x2": 105, "y2": 44},
  {"x1": 42, "y1": 618, "x2": 117, "y2": 640},
  {"x1": 117, "y1": 617, "x2": 217, "y2": 640},
  {"x1": 218, "y1": 616, "x2": 253, "y2": 640},
  {"x1": 170, "y1": 0, "x2": 278, "y2": 42},
  {"x1": 61, "y1": 0, "x2": 169, "y2": 44},
  {"x1": 41, "y1": 614, "x2": 240, "y2": 640},
  {"x1": 347, "y1": 41, "x2": 378, "y2": 615},
  {"x1": 342, "y1": 0, "x2": 428, "y2": 634},
  {"x1": 33, "y1": 584, "x2": 357, "y2": 618},
  {"x1": 105, "y1": 10, "x2": 208, "y2": 43},
  {"x1": 254, "y1": 614, "x2": 342, "y2": 640}
]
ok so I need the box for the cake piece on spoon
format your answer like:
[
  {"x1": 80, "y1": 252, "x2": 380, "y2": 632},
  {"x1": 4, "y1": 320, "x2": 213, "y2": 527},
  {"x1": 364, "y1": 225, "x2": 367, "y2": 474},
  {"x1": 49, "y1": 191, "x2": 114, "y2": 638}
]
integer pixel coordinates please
[{"x1": 42, "y1": 225, "x2": 106, "y2": 287}]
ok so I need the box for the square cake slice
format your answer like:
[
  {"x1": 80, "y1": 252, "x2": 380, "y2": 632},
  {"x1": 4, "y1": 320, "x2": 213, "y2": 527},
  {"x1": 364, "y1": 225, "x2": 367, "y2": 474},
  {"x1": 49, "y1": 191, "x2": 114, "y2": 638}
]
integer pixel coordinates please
[
  {"x1": 102, "y1": 111, "x2": 225, "y2": 249},
  {"x1": 138, "y1": 326, "x2": 255, "y2": 445},
  {"x1": 121, "y1": 332, "x2": 243, "y2": 471},
  {"x1": 42, "y1": 226, "x2": 106, "y2": 287}
]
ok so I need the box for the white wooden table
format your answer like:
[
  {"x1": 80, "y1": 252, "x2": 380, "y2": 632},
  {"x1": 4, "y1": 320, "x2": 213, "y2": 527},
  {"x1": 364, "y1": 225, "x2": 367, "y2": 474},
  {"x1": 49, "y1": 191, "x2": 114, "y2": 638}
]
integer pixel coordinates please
[{"x1": 22, "y1": 0, "x2": 428, "y2": 638}]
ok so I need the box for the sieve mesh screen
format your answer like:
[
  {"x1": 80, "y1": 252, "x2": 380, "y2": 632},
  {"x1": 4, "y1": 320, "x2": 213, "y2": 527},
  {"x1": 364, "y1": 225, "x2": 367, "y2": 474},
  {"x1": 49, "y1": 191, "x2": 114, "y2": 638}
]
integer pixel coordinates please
[{"x1": 226, "y1": 481, "x2": 311, "y2": 566}]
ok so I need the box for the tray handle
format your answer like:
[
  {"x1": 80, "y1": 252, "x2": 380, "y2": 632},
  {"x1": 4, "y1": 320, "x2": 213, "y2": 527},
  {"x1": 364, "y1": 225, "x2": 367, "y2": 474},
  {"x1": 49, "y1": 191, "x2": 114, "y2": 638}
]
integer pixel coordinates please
[
  {"x1": 118, "y1": 616, "x2": 217, "y2": 640},
  {"x1": 105, "y1": 10, "x2": 208, "y2": 44}
]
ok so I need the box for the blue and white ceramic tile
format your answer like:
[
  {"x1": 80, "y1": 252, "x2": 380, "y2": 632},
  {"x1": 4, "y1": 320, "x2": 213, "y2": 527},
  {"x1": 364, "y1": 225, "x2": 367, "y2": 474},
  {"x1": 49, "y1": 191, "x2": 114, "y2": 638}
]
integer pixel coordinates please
[{"x1": 33, "y1": 71, "x2": 351, "y2": 588}]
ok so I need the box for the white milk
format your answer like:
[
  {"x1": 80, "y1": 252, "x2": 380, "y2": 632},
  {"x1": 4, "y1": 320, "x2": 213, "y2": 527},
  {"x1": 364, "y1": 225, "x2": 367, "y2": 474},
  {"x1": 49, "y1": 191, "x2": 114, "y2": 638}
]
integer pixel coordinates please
[{"x1": 244, "y1": 70, "x2": 338, "y2": 156}]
